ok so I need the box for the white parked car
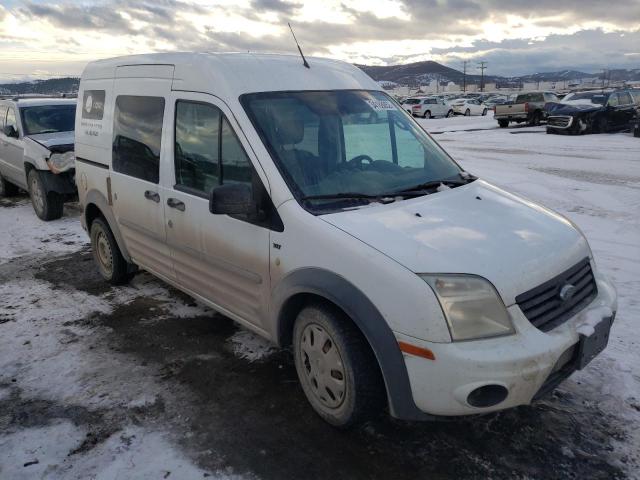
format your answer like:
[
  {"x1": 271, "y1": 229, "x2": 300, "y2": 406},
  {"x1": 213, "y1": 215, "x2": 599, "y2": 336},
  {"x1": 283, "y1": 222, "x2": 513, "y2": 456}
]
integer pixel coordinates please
[
  {"x1": 410, "y1": 97, "x2": 454, "y2": 118},
  {"x1": 400, "y1": 97, "x2": 423, "y2": 114},
  {"x1": 451, "y1": 98, "x2": 489, "y2": 116},
  {"x1": 75, "y1": 53, "x2": 616, "y2": 427},
  {"x1": 0, "y1": 97, "x2": 77, "y2": 220}
]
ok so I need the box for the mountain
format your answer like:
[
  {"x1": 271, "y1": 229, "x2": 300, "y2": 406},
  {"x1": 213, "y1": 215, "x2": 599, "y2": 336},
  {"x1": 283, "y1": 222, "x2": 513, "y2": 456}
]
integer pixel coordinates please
[
  {"x1": 358, "y1": 61, "x2": 640, "y2": 86},
  {"x1": 357, "y1": 60, "x2": 498, "y2": 86},
  {"x1": 0, "y1": 77, "x2": 79, "y2": 96}
]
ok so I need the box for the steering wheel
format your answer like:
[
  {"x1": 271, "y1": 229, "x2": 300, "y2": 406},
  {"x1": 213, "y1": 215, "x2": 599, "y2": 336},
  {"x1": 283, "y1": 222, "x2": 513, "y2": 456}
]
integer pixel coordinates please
[{"x1": 347, "y1": 154, "x2": 374, "y2": 169}]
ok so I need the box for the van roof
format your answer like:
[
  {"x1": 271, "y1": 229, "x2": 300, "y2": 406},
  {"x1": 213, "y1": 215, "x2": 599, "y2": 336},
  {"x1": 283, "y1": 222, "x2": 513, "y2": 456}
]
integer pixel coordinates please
[{"x1": 81, "y1": 52, "x2": 381, "y2": 100}]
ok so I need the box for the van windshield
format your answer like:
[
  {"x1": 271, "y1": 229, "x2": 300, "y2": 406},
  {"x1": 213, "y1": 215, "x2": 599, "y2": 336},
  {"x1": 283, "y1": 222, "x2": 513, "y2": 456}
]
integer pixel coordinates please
[
  {"x1": 241, "y1": 90, "x2": 462, "y2": 210},
  {"x1": 20, "y1": 104, "x2": 76, "y2": 135}
]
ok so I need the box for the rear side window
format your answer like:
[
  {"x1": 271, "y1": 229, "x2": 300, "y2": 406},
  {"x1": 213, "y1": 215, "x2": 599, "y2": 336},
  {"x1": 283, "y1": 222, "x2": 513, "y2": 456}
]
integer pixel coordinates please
[
  {"x1": 607, "y1": 94, "x2": 619, "y2": 107},
  {"x1": 174, "y1": 100, "x2": 252, "y2": 195},
  {"x1": 113, "y1": 95, "x2": 165, "y2": 184}
]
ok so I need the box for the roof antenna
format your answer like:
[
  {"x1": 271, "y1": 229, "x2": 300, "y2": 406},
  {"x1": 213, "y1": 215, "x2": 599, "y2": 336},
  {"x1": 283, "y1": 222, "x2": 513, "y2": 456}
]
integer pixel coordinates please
[{"x1": 288, "y1": 23, "x2": 310, "y2": 69}]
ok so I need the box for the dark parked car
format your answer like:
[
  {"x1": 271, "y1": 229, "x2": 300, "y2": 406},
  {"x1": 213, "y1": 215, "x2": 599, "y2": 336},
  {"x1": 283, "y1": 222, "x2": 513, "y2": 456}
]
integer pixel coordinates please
[{"x1": 546, "y1": 90, "x2": 639, "y2": 135}]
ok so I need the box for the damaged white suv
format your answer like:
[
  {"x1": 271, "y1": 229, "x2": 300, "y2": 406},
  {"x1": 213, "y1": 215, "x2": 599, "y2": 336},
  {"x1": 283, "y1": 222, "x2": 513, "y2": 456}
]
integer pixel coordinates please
[{"x1": 0, "y1": 97, "x2": 77, "y2": 220}]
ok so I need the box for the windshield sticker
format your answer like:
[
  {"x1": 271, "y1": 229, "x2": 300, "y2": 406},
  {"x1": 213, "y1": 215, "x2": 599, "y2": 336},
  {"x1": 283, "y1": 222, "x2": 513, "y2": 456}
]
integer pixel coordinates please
[{"x1": 365, "y1": 99, "x2": 396, "y2": 111}]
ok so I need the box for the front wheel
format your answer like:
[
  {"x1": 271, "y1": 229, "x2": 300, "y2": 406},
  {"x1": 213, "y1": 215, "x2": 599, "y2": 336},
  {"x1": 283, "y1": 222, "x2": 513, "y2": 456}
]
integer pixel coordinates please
[
  {"x1": 28, "y1": 170, "x2": 63, "y2": 221},
  {"x1": 482, "y1": 108, "x2": 488, "y2": 116},
  {"x1": 464, "y1": 109, "x2": 471, "y2": 116},
  {"x1": 293, "y1": 303, "x2": 385, "y2": 428},
  {"x1": 423, "y1": 110, "x2": 431, "y2": 119},
  {"x1": 446, "y1": 110, "x2": 454, "y2": 117},
  {"x1": 90, "y1": 217, "x2": 131, "y2": 285}
]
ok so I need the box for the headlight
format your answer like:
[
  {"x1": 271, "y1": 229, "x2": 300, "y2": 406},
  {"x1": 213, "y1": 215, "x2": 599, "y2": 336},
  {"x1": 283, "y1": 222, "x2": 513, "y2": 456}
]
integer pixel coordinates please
[
  {"x1": 47, "y1": 151, "x2": 75, "y2": 174},
  {"x1": 421, "y1": 275, "x2": 515, "y2": 341}
]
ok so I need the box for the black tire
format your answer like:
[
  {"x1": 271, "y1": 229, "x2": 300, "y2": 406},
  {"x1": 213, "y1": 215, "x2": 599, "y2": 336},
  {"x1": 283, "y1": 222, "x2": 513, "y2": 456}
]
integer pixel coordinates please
[
  {"x1": 90, "y1": 217, "x2": 131, "y2": 285},
  {"x1": 447, "y1": 110, "x2": 454, "y2": 118},
  {"x1": 482, "y1": 108, "x2": 488, "y2": 116},
  {"x1": 423, "y1": 110, "x2": 431, "y2": 119},
  {"x1": 27, "y1": 169, "x2": 63, "y2": 221},
  {"x1": 293, "y1": 303, "x2": 385, "y2": 428},
  {"x1": 595, "y1": 116, "x2": 608, "y2": 134},
  {"x1": 464, "y1": 109, "x2": 471, "y2": 116},
  {"x1": 0, "y1": 172, "x2": 20, "y2": 197},
  {"x1": 498, "y1": 119, "x2": 509, "y2": 128}
]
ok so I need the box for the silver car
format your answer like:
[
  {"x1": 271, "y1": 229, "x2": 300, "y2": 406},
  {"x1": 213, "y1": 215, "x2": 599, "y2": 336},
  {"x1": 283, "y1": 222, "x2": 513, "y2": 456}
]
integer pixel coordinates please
[{"x1": 411, "y1": 97, "x2": 454, "y2": 118}]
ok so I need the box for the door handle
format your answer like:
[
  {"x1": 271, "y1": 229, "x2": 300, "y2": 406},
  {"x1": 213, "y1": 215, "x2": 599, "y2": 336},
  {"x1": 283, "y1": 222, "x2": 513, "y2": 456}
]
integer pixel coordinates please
[
  {"x1": 144, "y1": 190, "x2": 160, "y2": 203},
  {"x1": 167, "y1": 197, "x2": 186, "y2": 212}
]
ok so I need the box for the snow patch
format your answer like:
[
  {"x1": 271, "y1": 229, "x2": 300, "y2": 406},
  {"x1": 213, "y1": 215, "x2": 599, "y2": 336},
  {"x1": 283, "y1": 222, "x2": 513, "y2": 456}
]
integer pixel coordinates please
[{"x1": 229, "y1": 329, "x2": 276, "y2": 362}]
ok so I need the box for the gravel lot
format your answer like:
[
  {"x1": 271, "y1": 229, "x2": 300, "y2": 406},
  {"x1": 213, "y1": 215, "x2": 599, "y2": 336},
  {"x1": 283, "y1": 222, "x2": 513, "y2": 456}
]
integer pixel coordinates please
[{"x1": 1, "y1": 117, "x2": 639, "y2": 479}]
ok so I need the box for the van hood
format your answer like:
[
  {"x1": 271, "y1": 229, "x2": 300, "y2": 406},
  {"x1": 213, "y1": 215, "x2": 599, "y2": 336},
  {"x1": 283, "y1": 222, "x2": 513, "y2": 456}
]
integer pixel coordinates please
[{"x1": 321, "y1": 180, "x2": 590, "y2": 305}]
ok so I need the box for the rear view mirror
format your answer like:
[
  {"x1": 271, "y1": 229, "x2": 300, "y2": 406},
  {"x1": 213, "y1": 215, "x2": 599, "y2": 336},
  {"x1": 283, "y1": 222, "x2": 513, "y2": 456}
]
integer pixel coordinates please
[
  {"x1": 2, "y1": 125, "x2": 18, "y2": 138},
  {"x1": 209, "y1": 183, "x2": 254, "y2": 216}
]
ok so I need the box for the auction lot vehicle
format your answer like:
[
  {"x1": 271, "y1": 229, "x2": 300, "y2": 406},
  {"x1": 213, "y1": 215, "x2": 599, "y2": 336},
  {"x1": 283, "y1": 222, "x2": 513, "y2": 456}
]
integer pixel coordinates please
[
  {"x1": 450, "y1": 98, "x2": 488, "y2": 116},
  {"x1": 0, "y1": 98, "x2": 77, "y2": 220},
  {"x1": 76, "y1": 53, "x2": 617, "y2": 427},
  {"x1": 411, "y1": 97, "x2": 454, "y2": 118},
  {"x1": 546, "y1": 90, "x2": 639, "y2": 135},
  {"x1": 400, "y1": 97, "x2": 422, "y2": 114},
  {"x1": 494, "y1": 91, "x2": 558, "y2": 127}
]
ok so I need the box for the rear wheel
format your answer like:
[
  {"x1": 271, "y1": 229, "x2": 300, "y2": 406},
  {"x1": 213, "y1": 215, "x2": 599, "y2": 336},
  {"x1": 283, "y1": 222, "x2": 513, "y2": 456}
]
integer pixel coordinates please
[
  {"x1": 482, "y1": 108, "x2": 488, "y2": 116},
  {"x1": 498, "y1": 119, "x2": 509, "y2": 128},
  {"x1": 423, "y1": 110, "x2": 431, "y2": 119},
  {"x1": 446, "y1": 110, "x2": 454, "y2": 118},
  {"x1": 464, "y1": 109, "x2": 471, "y2": 116},
  {"x1": 28, "y1": 169, "x2": 63, "y2": 221},
  {"x1": 0, "y1": 173, "x2": 19, "y2": 198},
  {"x1": 293, "y1": 303, "x2": 385, "y2": 428},
  {"x1": 90, "y1": 217, "x2": 131, "y2": 285}
]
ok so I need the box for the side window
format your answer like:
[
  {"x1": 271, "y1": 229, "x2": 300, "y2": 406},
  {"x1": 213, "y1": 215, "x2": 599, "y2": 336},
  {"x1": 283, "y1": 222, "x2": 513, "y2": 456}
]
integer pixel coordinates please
[
  {"x1": 113, "y1": 95, "x2": 165, "y2": 184},
  {"x1": 175, "y1": 101, "x2": 220, "y2": 193},
  {"x1": 618, "y1": 92, "x2": 633, "y2": 106},
  {"x1": 221, "y1": 117, "x2": 252, "y2": 185},
  {"x1": 174, "y1": 100, "x2": 253, "y2": 195},
  {"x1": 607, "y1": 94, "x2": 619, "y2": 107}
]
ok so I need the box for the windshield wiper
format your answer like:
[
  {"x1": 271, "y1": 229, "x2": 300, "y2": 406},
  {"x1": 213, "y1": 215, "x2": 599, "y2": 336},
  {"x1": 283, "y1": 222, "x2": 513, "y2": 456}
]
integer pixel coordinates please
[
  {"x1": 301, "y1": 192, "x2": 393, "y2": 202},
  {"x1": 383, "y1": 173, "x2": 476, "y2": 197}
]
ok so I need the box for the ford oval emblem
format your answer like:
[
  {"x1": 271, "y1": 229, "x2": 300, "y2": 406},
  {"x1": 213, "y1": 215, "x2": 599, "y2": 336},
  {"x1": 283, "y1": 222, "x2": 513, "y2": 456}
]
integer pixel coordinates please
[
  {"x1": 84, "y1": 94, "x2": 93, "y2": 114},
  {"x1": 559, "y1": 284, "x2": 577, "y2": 303}
]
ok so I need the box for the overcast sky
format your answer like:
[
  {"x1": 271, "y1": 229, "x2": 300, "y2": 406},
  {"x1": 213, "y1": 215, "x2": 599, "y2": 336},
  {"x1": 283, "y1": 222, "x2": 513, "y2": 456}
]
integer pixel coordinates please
[{"x1": 0, "y1": 0, "x2": 639, "y2": 81}]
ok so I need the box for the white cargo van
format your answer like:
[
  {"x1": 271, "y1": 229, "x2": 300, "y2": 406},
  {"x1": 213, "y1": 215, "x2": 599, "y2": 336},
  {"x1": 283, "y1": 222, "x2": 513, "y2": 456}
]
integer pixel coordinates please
[{"x1": 75, "y1": 53, "x2": 617, "y2": 427}]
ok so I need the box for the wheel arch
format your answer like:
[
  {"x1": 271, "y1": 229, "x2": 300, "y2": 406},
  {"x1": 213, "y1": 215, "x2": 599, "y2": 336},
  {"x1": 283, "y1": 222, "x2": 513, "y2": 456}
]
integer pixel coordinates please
[
  {"x1": 272, "y1": 267, "x2": 434, "y2": 421},
  {"x1": 83, "y1": 189, "x2": 133, "y2": 263}
]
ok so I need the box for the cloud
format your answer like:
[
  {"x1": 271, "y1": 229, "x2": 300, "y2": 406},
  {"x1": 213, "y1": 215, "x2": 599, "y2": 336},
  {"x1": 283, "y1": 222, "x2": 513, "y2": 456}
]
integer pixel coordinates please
[{"x1": 1, "y1": 0, "x2": 639, "y2": 77}]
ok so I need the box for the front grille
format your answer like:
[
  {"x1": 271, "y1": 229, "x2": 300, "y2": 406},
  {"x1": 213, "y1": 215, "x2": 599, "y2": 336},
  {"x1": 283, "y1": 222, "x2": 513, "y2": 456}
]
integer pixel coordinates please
[
  {"x1": 548, "y1": 116, "x2": 572, "y2": 128},
  {"x1": 516, "y1": 258, "x2": 597, "y2": 332}
]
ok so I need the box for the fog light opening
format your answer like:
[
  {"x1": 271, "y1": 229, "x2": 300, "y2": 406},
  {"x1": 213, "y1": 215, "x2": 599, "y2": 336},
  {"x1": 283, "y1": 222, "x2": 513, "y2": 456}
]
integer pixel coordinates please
[{"x1": 467, "y1": 384, "x2": 508, "y2": 408}]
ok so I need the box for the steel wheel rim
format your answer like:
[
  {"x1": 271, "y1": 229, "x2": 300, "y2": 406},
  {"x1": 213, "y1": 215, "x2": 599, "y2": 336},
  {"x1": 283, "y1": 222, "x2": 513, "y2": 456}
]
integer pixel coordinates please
[
  {"x1": 299, "y1": 323, "x2": 346, "y2": 410},
  {"x1": 95, "y1": 230, "x2": 113, "y2": 276},
  {"x1": 30, "y1": 176, "x2": 44, "y2": 214}
]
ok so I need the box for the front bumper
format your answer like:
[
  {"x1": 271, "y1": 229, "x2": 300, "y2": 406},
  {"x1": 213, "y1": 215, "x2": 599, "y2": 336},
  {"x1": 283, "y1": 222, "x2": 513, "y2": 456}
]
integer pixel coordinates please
[{"x1": 397, "y1": 272, "x2": 617, "y2": 416}]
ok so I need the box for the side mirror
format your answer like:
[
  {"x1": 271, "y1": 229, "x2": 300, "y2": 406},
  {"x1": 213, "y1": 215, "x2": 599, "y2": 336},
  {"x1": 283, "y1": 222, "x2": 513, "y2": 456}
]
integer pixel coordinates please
[
  {"x1": 209, "y1": 183, "x2": 254, "y2": 216},
  {"x1": 2, "y1": 125, "x2": 18, "y2": 138}
]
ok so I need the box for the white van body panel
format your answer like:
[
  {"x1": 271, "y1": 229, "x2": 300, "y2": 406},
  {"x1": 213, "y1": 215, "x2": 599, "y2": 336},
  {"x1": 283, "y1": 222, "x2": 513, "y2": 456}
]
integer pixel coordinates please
[{"x1": 75, "y1": 52, "x2": 617, "y2": 420}]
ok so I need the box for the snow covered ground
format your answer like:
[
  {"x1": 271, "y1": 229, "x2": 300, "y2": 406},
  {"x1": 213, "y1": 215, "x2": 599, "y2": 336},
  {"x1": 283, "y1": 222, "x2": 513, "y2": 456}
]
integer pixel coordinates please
[{"x1": 0, "y1": 116, "x2": 639, "y2": 479}]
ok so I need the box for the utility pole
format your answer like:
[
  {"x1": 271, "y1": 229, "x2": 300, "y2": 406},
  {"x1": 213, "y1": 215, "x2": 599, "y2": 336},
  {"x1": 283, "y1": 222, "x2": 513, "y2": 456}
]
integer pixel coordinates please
[
  {"x1": 602, "y1": 69, "x2": 607, "y2": 89},
  {"x1": 462, "y1": 60, "x2": 468, "y2": 93},
  {"x1": 477, "y1": 61, "x2": 487, "y2": 92}
]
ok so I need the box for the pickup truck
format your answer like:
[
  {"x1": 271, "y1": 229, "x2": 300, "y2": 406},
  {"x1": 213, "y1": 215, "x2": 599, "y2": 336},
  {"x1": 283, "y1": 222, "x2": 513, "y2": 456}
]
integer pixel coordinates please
[
  {"x1": 0, "y1": 97, "x2": 77, "y2": 220},
  {"x1": 494, "y1": 91, "x2": 559, "y2": 128}
]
